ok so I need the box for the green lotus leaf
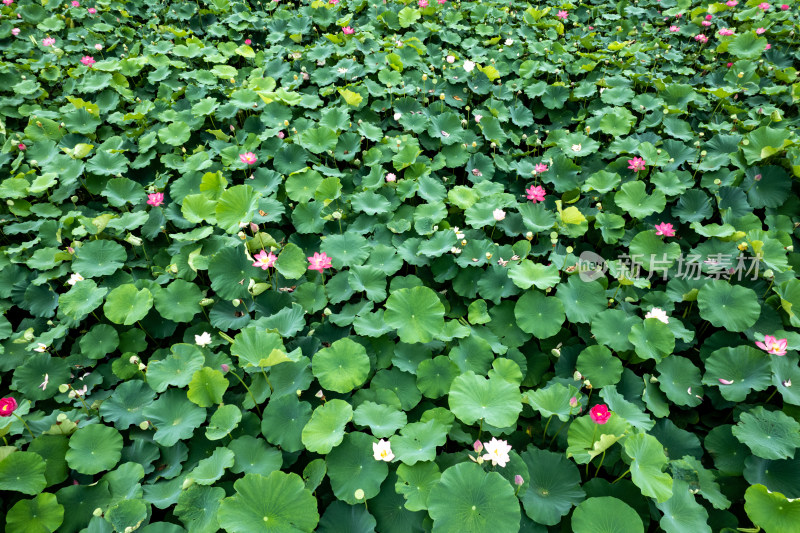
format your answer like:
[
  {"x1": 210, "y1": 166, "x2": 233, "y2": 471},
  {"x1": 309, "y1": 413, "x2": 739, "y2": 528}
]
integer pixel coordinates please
[
  {"x1": 448, "y1": 371, "x2": 521, "y2": 428},
  {"x1": 216, "y1": 185, "x2": 261, "y2": 233},
  {"x1": 66, "y1": 424, "x2": 123, "y2": 475},
  {"x1": 0, "y1": 451, "x2": 47, "y2": 495},
  {"x1": 188, "y1": 447, "x2": 235, "y2": 485},
  {"x1": 231, "y1": 328, "x2": 290, "y2": 369},
  {"x1": 427, "y1": 462, "x2": 520, "y2": 533},
  {"x1": 142, "y1": 389, "x2": 207, "y2": 447},
  {"x1": 58, "y1": 279, "x2": 108, "y2": 322},
  {"x1": 520, "y1": 446, "x2": 585, "y2": 525},
  {"x1": 742, "y1": 126, "x2": 793, "y2": 165},
  {"x1": 396, "y1": 462, "x2": 441, "y2": 512},
  {"x1": 353, "y1": 401, "x2": 407, "y2": 438},
  {"x1": 301, "y1": 399, "x2": 353, "y2": 454},
  {"x1": 416, "y1": 356, "x2": 460, "y2": 399},
  {"x1": 153, "y1": 279, "x2": 202, "y2": 322},
  {"x1": 206, "y1": 405, "x2": 243, "y2": 441},
  {"x1": 99, "y1": 380, "x2": 156, "y2": 429},
  {"x1": 72, "y1": 239, "x2": 126, "y2": 277},
  {"x1": 624, "y1": 433, "x2": 673, "y2": 503},
  {"x1": 571, "y1": 497, "x2": 644, "y2": 533},
  {"x1": 507, "y1": 261, "x2": 560, "y2": 290},
  {"x1": 208, "y1": 246, "x2": 260, "y2": 300},
  {"x1": 105, "y1": 499, "x2": 148, "y2": 533},
  {"x1": 261, "y1": 395, "x2": 312, "y2": 453},
  {"x1": 628, "y1": 319, "x2": 674, "y2": 362},
  {"x1": 158, "y1": 121, "x2": 192, "y2": 146},
  {"x1": 187, "y1": 367, "x2": 229, "y2": 407},
  {"x1": 576, "y1": 345, "x2": 622, "y2": 388},
  {"x1": 525, "y1": 382, "x2": 580, "y2": 422},
  {"x1": 656, "y1": 356, "x2": 703, "y2": 407},
  {"x1": 321, "y1": 233, "x2": 370, "y2": 269},
  {"x1": 701, "y1": 346, "x2": 771, "y2": 402},
  {"x1": 697, "y1": 280, "x2": 761, "y2": 332},
  {"x1": 384, "y1": 286, "x2": 445, "y2": 344},
  {"x1": 744, "y1": 484, "x2": 800, "y2": 533},
  {"x1": 566, "y1": 413, "x2": 630, "y2": 464},
  {"x1": 299, "y1": 126, "x2": 338, "y2": 154},
  {"x1": 217, "y1": 472, "x2": 319, "y2": 533},
  {"x1": 312, "y1": 337, "x2": 370, "y2": 393},
  {"x1": 732, "y1": 406, "x2": 800, "y2": 460},
  {"x1": 514, "y1": 291, "x2": 565, "y2": 339},
  {"x1": 614, "y1": 181, "x2": 666, "y2": 218},
  {"x1": 555, "y1": 277, "x2": 607, "y2": 324},
  {"x1": 228, "y1": 436, "x2": 282, "y2": 476},
  {"x1": 390, "y1": 420, "x2": 448, "y2": 466},
  {"x1": 6, "y1": 493, "x2": 64, "y2": 533},
  {"x1": 146, "y1": 344, "x2": 205, "y2": 392},
  {"x1": 78, "y1": 323, "x2": 119, "y2": 360},
  {"x1": 176, "y1": 485, "x2": 225, "y2": 533},
  {"x1": 11, "y1": 353, "x2": 70, "y2": 401},
  {"x1": 103, "y1": 284, "x2": 153, "y2": 325},
  {"x1": 327, "y1": 432, "x2": 389, "y2": 504},
  {"x1": 273, "y1": 242, "x2": 308, "y2": 280}
]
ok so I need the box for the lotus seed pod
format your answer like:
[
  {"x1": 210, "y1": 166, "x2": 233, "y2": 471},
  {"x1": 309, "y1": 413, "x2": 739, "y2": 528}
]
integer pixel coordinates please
[{"x1": 58, "y1": 385, "x2": 70, "y2": 394}]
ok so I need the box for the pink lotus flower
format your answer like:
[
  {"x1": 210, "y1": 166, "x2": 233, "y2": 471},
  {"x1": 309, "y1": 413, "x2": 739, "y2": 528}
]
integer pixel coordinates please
[
  {"x1": 11, "y1": 28, "x2": 20, "y2": 36},
  {"x1": 88, "y1": 7, "x2": 96, "y2": 13},
  {"x1": 493, "y1": 208, "x2": 506, "y2": 221},
  {"x1": 239, "y1": 152, "x2": 258, "y2": 165},
  {"x1": 220, "y1": 363, "x2": 230, "y2": 373},
  {"x1": 765, "y1": 43, "x2": 771, "y2": 49},
  {"x1": 71, "y1": 0, "x2": 80, "y2": 6},
  {"x1": 18, "y1": 143, "x2": 26, "y2": 151},
  {"x1": 669, "y1": 25, "x2": 679, "y2": 31},
  {"x1": 695, "y1": 34, "x2": 709, "y2": 42},
  {"x1": 781, "y1": 3, "x2": 789, "y2": 9},
  {"x1": 80, "y1": 56, "x2": 95, "y2": 66},
  {"x1": 706, "y1": 14, "x2": 713, "y2": 19},
  {"x1": 655, "y1": 222, "x2": 676, "y2": 237},
  {"x1": 386, "y1": 172, "x2": 396, "y2": 182},
  {"x1": 147, "y1": 192, "x2": 164, "y2": 207},
  {"x1": 719, "y1": 28, "x2": 735, "y2": 36},
  {"x1": 42, "y1": 37, "x2": 55, "y2": 46},
  {"x1": 277, "y1": 131, "x2": 285, "y2": 139},
  {"x1": 3, "y1": 0, "x2": 14, "y2": 6},
  {"x1": 589, "y1": 404, "x2": 611, "y2": 424},
  {"x1": 756, "y1": 27, "x2": 766, "y2": 34},
  {"x1": 627, "y1": 156, "x2": 646, "y2": 172},
  {"x1": 446, "y1": 55, "x2": 455, "y2": 64},
  {"x1": 308, "y1": 252, "x2": 332, "y2": 272},
  {"x1": 526, "y1": 185, "x2": 546, "y2": 203},
  {"x1": 758, "y1": 2, "x2": 770, "y2": 9},
  {"x1": 726, "y1": 0, "x2": 738, "y2": 5},
  {"x1": 727, "y1": 62, "x2": 733, "y2": 67},
  {"x1": 702, "y1": 20, "x2": 711, "y2": 26},
  {"x1": 718, "y1": 378, "x2": 735, "y2": 385},
  {"x1": 94, "y1": 43, "x2": 103, "y2": 50},
  {"x1": 329, "y1": 0, "x2": 338, "y2": 3},
  {"x1": 252, "y1": 250, "x2": 277, "y2": 270},
  {"x1": 438, "y1": 0, "x2": 446, "y2": 3},
  {"x1": 756, "y1": 335, "x2": 788, "y2": 356},
  {"x1": 675, "y1": 12, "x2": 683, "y2": 17},
  {"x1": 534, "y1": 163, "x2": 548, "y2": 174},
  {"x1": 245, "y1": 39, "x2": 251, "y2": 45},
  {"x1": 342, "y1": 26, "x2": 354, "y2": 34},
  {"x1": 419, "y1": 0, "x2": 428, "y2": 6},
  {"x1": 557, "y1": 10, "x2": 568, "y2": 19},
  {"x1": 0, "y1": 397, "x2": 18, "y2": 417}
]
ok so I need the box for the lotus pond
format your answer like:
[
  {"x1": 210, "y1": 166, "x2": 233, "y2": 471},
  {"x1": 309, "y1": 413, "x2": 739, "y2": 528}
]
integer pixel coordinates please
[{"x1": 1, "y1": 0, "x2": 800, "y2": 531}]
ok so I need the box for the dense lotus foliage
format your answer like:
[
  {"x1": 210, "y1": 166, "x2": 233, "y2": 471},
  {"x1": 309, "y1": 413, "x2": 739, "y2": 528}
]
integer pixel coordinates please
[{"x1": 2, "y1": 0, "x2": 800, "y2": 531}]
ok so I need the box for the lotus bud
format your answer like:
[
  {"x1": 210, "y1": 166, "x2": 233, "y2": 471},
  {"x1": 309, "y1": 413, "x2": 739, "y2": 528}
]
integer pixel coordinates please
[
  {"x1": 58, "y1": 384, "x2": 70, "y2": 394},
  {"x1": 182, "y1": 478, "x2": 194, "y2": 490},
  {"x1": 199, "y1": 298, "x2": 214, "y2": 306},
  {"x1": 551, "y1": 348, "x2": 561, "y2": 357},
  {"x1": 138, "y1": 363, "x2": 146, "y2": 371},
  {"x1": 650, "y1": 376, "x2": 659, "y2": 383},
  {"x1": 525, "y1": 232, "x2": 533, "y2": 240},
  {"x1": 93, "y1": 508, "x2": 103, "y2": 517},
  {"x1": 332, "y1": 211, "x2": 342, "y2": 220},
  {"x1": 354, "y1": 489, "x2": 365, "y2": 500},
  {"x1": 573, "y1": 371, "x2": 583, "y2": 381},
  {"x1": 57, "y1": 412, "x2": 69, "y2": 422}
]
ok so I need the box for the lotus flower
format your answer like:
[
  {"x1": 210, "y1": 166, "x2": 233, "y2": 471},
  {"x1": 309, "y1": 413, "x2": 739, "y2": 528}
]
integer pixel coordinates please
[
  {"x1": 655, "y1": 222, "x2": 676, "y2": 237},
  {"x1": 557, "y1": 10, "x2": 568, "y2": 19},
  {"x1": 463, "y1": 60, "x2": 475, "y2": 72},
  {"x1": 71, "y1": 0, "x2": 80, "y2": 6},
  {"x1": 645, "y1": 307, "x2": 670, "y2": 324},
  {"x1": 473, "y1": 440, "x2": 483, "y2": 453},
  {"x1": 481, "y1": 437, "x2": 512, "y2": 467},
  {"x1": 239, "y1": 152, "x2": 258, "y2": 165},
  {"x1": 11, "y1": 28, "x2": 20, "y2": 36},
  {"x1": 342, "y1": 26, "x2": 354, "y2": 34},
  {"x1": 419, "y1": 0, "x2": 428, "y2": 6},
  {"x1": 42, "y1": 37, "x2": 55, "y2": 46},
  {"x1": 0, "y1": 397, "x2": 17, "y2": 417},
  {"x1": 308, "y1": 252, "x2": 332, "y2": 272},
  {"x1": 385, "y1": 172, "x2": 396, "y2": 182},
  {"x1": 80, "y1": 56, "x2": 96, "y2": 66},
  {"x1": 756, "y1": 335, "x2": 788, "y2": 356},
  {"x1": 526, "y1": 185, "x2": 546, "y2": 203},
  {"x1": 195, "y1": 332, "x2": 213, "y2": 347},
  {"x1": 147, "y1": 192, "x2": 164, "y2": 207},
  {"x1": 589, "y1": 404, "x2": 611, "y2": 424},
  {"x1": 627, "y1": 156, "x2": 646, "y2": 172},
  {"x1": 373, "y1": 439, "x2": 394, "y2": 461},
  {"x1": 88, "y1": 7, "x2": 96, "y2": 13},
  {"x1": 758, "y1": 2, "x2": 770, "y2": 9},
  {"x1": 718, "y1": 28, "x2": 735, "y2": 36},
  {"x1": 252, "y1": 250, "x2": 277, "y2": 270},
  {"x1": 535, "y1": 163, "x2": 549, "y2": 174},
  {"x1": 493, "y1": 209, "x2": 506, "y2": 221},
  {"x1": 245, "y1": 39, "x2": 252, "y2": 45}
]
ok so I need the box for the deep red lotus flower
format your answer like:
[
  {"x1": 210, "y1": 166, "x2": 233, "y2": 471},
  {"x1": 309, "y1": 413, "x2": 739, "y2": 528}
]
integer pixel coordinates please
[{"x1": 589, "y1": 404, "x2": 611, "y2": 424}]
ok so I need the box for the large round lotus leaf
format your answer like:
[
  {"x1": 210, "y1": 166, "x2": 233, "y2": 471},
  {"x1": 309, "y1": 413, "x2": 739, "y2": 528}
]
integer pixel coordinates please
[
  {"x1": 416, "y1": 356, "x2": 460, "y2": 399},
  {"x1": 146, "y1": 344, "x2": 205, "y2": 392},
  {"x1": 771, "y1": 354, "x2": 800, "y2": 406},
  {"x1": 395, "y1": 462, "x2": 442, "y2": 512},
  {"x1": 301, "y1": 399, "x2": 353, "y2": 454},
  {"x1": 628, "y1": 319, "x2": 674, "y2": 362},
  {"x1": 215, "y1": 184, "x2": 260, "y2": 232},
  {"x1": 697, "y1": 281, "x2": 760, "y2": 332},
  {"x1": 514, "y1": 291, "x2": 565, "y2": 339},
  {"x1": 274, "y1": 243, "x2": 308, "y2": 280},
  {"x1": 448, "y1": 371, "x2": 522, "y2": 428},
  {"x1": 571, "y1": 497, "x2": 644, "y2": 533},
  {"x1": 66, "y1": 424, "x2": 123, "y2": 475},
  {"x1": 261, "y1": 395, "x2": 312, "y2": 453},
  {"x1": 390, "y1": 419, "x2": 448, "y2": 465},
  {"x1": 701, "y1": 346, "x2": 772, "y2": 402},
  {"x1": 78, "y1": 323, "x2": 119, "y2": 360},
  {"x1": 6, "y1": 493, "x2": 64, "y2": 533},
  {"x1": 175, "y1": 485, "x2": 225, "y2": 533},
  {"x1": 72, "y1": 239, "x2": 126, "y2": 277},
  {"x1": 0, "y1": 451, "x2": 47, "y2": 495},
  {"x1": 298, "y1": 125, "x2": 338, "y2": 154},
  {"x1": 58, "y1": 280, "x2": 108, "y2": 322},
  {"x1": 217, "y1": 472, "x2": 319, "y2": 533},
  {"x1": 206, "y1": 405, "x2": 243, "y2": 441},
  {"x1": 744, "y1": 456, "x2": 800, "y2": 499},
  {"x1": 208, "y1": 247, "x2": 260, "y2": 300},
  {"x1": 656, "y1": 356, "x2": 703, "y2": 407},
  {"x1": 732, "y1": 406, "x2": 800, "y2": 460},
  {"x1": 103, "y1": 284, "x2": 153, "y2": 325},
  {"x1": 555, "y1": 277, "x2": 607, "y2": 324},
  {"x1": 353, "y1": 401, "x2": 407, "y2": 439},
  {"x1": 188, "y1": 447, "x2": 235, "y2": 485},
  {"x1": 105, "y1": 499, "x2": 148, "y2": 533},
  {"x1": 576, "y1": 345, "x2": 622, "y2": 388},
  {"x1": 519, "y1": 447, "x2": 585, "y2": 526},
  {"x1": 187, "y1": 367, "x2": 229, "y2": 407},
  {"x1": 654, "y1": 479, "x2": 711, "y2": 533},
  {"x1": 322, "y1": 233, "x2": 370, "y2": 269},
  {"x1": 384, "y1": 286, "x2": 445, "y2": 344},
  {"x1": 427, "y1": 462, "x2": 520, "y2": 533},
  {"x1": 327, "y1": 432, "x2": 389, "y2": 504},
  {"x1": 744, "y1": 484, "x2": 800, "y2": 533},
  {"x1": 99, "y1": 379, "x2": 156, "y2": 429},
  {"x1": 154, "y1": 279, "x2": 202, "y2": 322},
  {"x1": 228, "y1": 436, "x2": 282, "y2": 476},
  {"x1": 318, "y1": 501, "x2": 377, "y2": 533},
  {"x1": 591, "y1": 309, "x2": 636, "y2": 351},
  {"x1": 704, "y1": 425, "x2": 749, "y2": 476},
  {"x1": 312, "y1": 337, "x2": 370, "y2": 393},
  {"x1": 11, "y1": 353, "x2": 70, "y2": 401},
  {"x1": 624, "y1": 433, "x2": 673, "y2": 503},
  {"x1": 231, "y1": 328, "x2": 289, "y2": 369},
  {"x1": 524, "y1": 382, "x2": 579, "y2": 422},
  {"x1": 142, "y1": 389, "x2": 207, "y2": 447}
]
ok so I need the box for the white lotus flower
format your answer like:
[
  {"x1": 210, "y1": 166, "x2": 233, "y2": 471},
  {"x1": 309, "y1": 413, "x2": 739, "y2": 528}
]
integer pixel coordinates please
[
  {"x1": 463, "y1": 60, "x2": 475, "y2": 72},
  {"x1": 481, "y1": 437, "x2": 512, "y2": 467},
  {"x1": 645, "y1": 307, "x2": 670, "y2": 324},
  {"x1": 571, "y1": 144, "x2": 582, "y2": 152},
  {"x1": 373, "y1": 439, "x2": 394, "y2": 462},
  {"x1": 68, "y1": 272, "x2": 84, "y2": 285},
  {"x1": 195, "y1": 332, "x2": 213, "y2": 347}
]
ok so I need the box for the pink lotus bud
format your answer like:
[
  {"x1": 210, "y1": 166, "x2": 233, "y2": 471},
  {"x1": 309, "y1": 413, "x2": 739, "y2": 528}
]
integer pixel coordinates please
[
  {"x1": 473, "y1": 440, "x2": 483, "y2": 453},
  {"x1": 278, "y1": 131, "x2": 285, "y2": 139},
  {"x1": 514, "y1": 475, "x2": 524, "y2": 486},
  {"x1": 570, "y1": 397, "x2": 579, "y2": 407},
  {"x1": 220, "y1": 364, "x2": 230, "y2": 373},
  {"x1": 245, "y1": 39, "x2": 252, "y2": 45}
]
